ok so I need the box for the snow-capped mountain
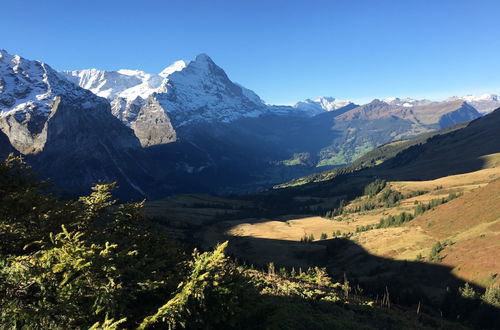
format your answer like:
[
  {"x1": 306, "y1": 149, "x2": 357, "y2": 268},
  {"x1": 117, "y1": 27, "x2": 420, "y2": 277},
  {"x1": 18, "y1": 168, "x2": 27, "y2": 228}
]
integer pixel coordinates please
[
  {"x1": 293, "y1": 97, "x2": 354, "y2": 116},
  {"x1": 0, "y1": 48, "x2": 493, "y2": 199},
  {"x1": 0, "y1": 49, "x2": 112, "y2": 153},
  {"x1": 154, "y1": 54, "x2": 267, "y2": 126},
  {"x1": 0, "y1": 49, "x2": 91, "y2": 117},
  {"x1": 382, "y1": 97, "x2": 432, "y2": 108},
  {"x1": 0, "y1": 49, "x2": 156, "y2": 197},
  {"x1": 337, "y1": 98, "x2": 481, "y2": 128},
  {"x1": 63, "y1": 53, "x2": 269, "y2": 146},
  {"x1": 61, "y1": 60, "x2": 186, "y2": 102},
  {"x1": 63, "y1": 54, "x2": 267, "y2": 123},
  {"x1": 447, "y1": 94, "x2": 500, "y2": 114}
]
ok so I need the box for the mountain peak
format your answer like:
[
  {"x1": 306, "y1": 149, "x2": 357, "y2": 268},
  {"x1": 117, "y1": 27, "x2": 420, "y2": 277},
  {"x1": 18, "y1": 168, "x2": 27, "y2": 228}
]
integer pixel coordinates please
[
  {"x1": 381, "y1": 97, "x2": 432, "y2": 108},
  {"x1": 446, "y1": 94, "x2": 500, "y2": 114},
  {"x1": 159, "y1": 60, "x2": 187, "y2": 77},
  {"x1": 194, "y1": 53, "x2": 213, "y2": 63},
  {"x1": 184, "y1": 53, "x2": 221, "y2": 74},
  {"x1": 293, "y1": 96, "x2": 354, "y2": 116},
  {"x1": 0, "y1": 49, "x2": 9, "y2": 59}
]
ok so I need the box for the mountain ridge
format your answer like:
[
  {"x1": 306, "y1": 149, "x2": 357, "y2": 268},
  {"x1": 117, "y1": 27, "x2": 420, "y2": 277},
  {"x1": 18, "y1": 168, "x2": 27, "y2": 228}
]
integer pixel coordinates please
[{"x1": 0, "y1": 48, "x2": 494, "y2": 198}]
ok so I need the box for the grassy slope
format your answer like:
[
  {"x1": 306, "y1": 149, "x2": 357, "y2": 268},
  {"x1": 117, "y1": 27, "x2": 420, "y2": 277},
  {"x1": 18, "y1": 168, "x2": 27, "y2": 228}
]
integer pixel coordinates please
[
  {"x1": 197, "y1": 168, "x2": 500, "y2": 284},
  {"x1": 410, "y1": 179, "x2": 500, "y2": 286}
]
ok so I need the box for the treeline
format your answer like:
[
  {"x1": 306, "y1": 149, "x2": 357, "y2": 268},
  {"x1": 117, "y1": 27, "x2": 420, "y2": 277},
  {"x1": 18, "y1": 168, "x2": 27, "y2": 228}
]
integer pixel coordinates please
[
  {"x1": 324, "y1": 179, "x2": 428, "y2": 219},
  {"x1": 376, "y1": 193, "x2": 462, "y2": 229}
]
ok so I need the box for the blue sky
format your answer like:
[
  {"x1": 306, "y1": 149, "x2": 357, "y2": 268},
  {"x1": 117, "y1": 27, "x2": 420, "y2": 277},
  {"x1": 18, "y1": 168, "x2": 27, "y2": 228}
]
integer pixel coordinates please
[{"x1": 2, "y1": 0, "x2": 500, "y2": 104}]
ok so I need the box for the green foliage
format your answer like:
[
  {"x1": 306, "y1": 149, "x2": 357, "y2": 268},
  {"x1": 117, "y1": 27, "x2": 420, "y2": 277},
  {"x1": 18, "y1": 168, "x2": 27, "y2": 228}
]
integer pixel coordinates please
[
  {"x1": 320, "y1": 232, "x2": 328, "y2": 240},
  {"x1": 378, "y1": 188, "x2": 404, "y2": 207},
  {"x1": 300, "y1": 233, "x2": 315, "y2": 243},
  {"x1": 89, "y1": 316, "x2": 127, "y2": 330},
  {"x1": 78, "y1": 182, "x2": 117, "y2": 222},
  {"x1": 374, "y1": 193, "x2": 462, "y2": 230},
  {"x1": 459, "y1": 283, "x2": 477, "y2": 299},
  {"x1": 481, "y1": 285, "x2": 500, "y2": 307},
  {"x1": 363, "y1": 179, "x2": 386, "y2": 197},
  {"x1": 324, "y1": 199, "x2": 346, "y2": 219},
  {"x1": 428, "y1": 240, "x2": 454, "y2": 263},
  {"x1": 428, "y1": 241, "x2": 444, "y2": 263},
  {"x1": 0, "y1": 154, "x2": 67, "y2": 255},
  {"x1": 0, "y1": 155, "x2": 486, "y2": 330},
  {"x1": 0, "y1": 225, "x2": 123, "y2": 327},
  {"x1": 0, "y1": 157, "x2": 181, "y2": 328},
  {"x1": 139, "y1": 242, "x2": 255, "y2": 329},
  {"x1": 356, "y1": 224, "x2": 376, "y2": 233},
  {"x1": 376, "y1": 212, "x2": 414, "y2": 228},
  {"x1": 413, "y1": 193, "x2": 461, "y2": 218}
]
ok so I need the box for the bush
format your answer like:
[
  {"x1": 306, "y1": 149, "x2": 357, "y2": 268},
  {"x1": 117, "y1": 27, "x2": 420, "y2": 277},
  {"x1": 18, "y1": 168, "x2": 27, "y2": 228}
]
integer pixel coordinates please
[
  {"x1": 364, "y1": 179, "x2": 386, "y2": 197},
  {"x1": 482, "y1": 285, "x2": 500, "y2": 307},
  {"x1": 139, "y1": 242, "x2": 256, "y2": 329},
  {"x1": 378, "y1": 189, "x2": 404, "y2": 207},
  {"x1": 459, "y1": 283, "x2": 477, "y2": 299}
]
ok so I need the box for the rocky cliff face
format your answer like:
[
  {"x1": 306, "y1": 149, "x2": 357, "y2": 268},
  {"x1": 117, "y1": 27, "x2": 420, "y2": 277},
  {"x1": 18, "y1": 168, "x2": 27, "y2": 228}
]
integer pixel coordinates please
[
  {"x1": 111, "y1": 97, "x2": 176, "y2": 147},
  {"x1": 63, "y1": 54, "x2": 268, "y2": 147},
  {"x1": 0, "y1": 50, "x2": 158, "y2": 198}
]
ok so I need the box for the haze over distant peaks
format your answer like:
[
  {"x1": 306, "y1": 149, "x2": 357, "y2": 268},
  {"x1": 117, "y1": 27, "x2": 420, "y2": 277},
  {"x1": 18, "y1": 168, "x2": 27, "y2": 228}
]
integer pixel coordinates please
[
  {"x1": 293, "y1": 97, "x2": 355, "y2": 116},
  {"x1": 382, "y1": 97, "x2": 433, "y2": 107},
  {"x1": 447, "y1": 93, "x2": 500, "y2": 114}
]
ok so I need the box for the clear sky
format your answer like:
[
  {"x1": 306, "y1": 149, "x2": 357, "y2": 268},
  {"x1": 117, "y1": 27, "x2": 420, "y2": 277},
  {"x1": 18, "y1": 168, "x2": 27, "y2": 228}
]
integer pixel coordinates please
[{"x1": 2, "y1": 0, "x2": 500, "y2": 104}]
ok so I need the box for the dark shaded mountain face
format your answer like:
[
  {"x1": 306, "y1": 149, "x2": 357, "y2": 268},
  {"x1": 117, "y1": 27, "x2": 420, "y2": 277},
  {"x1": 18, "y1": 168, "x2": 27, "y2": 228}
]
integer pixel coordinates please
[
  {"x1": 0, "y1": 50, "x2": 161, "y2": 198},
  {"x1": 0, "y1": 129, "x2": 14, "y2": 159},
  {"x1": 0, "y1": 49, "x2": 486, "y2": 199}
]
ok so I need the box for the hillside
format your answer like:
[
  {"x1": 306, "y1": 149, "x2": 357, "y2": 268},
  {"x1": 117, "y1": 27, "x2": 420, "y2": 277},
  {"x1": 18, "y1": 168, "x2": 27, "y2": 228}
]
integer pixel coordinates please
[
  {"x1": 278, "y1": 107, "x2": 500, "y2": 190},
  {"x1": 145, "y1": 167, "x2": 500, "y2": 329},
  {"x1": 409, "y1": 179, "x2": 500, "y2": 285}
]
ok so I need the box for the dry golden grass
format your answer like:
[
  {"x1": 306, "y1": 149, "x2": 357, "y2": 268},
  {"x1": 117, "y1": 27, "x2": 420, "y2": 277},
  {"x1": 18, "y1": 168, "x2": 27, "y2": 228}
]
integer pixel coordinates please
[
  {"x1": 354, "y1": 227, "x2": 433, "y2": 261},
  {"x1": 390, "y1": 167, "x2": 500, "y2": 194},
  {"x1": 408, "y1": 179, "x2": 500, "y2": 285},
  {"x1": 216, "y1": 168, "x2": 500, "y2": 285}
]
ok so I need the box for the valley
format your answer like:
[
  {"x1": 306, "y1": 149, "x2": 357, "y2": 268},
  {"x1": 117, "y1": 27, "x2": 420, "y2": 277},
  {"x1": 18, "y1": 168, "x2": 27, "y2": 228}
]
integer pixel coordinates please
[
  {"x1": 139, "y1": 110, "x2": 500, "y2": 328},
  {"x1": 3, "y1": 2, "x2": 500, "y2": 328}
]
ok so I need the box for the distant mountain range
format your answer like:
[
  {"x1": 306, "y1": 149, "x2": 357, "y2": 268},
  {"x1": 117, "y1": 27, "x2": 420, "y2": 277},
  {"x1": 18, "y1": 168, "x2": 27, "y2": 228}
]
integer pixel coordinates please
[
  {"x1": 0, "y1": 49, "x2": 494, "y2": 198},
  {"x1": 278, "y1": 107, "x2": 500, "y2": 192}
]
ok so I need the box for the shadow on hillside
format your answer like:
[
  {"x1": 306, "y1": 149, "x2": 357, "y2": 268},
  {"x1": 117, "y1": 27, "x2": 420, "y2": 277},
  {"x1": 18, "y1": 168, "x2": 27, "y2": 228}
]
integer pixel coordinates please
[
  {"x1": 220, "y1": 235, "x2": 500, "y2": 329},
  {"x1": 278, "y1": 110, "x2": 500, "y2": 200}
]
